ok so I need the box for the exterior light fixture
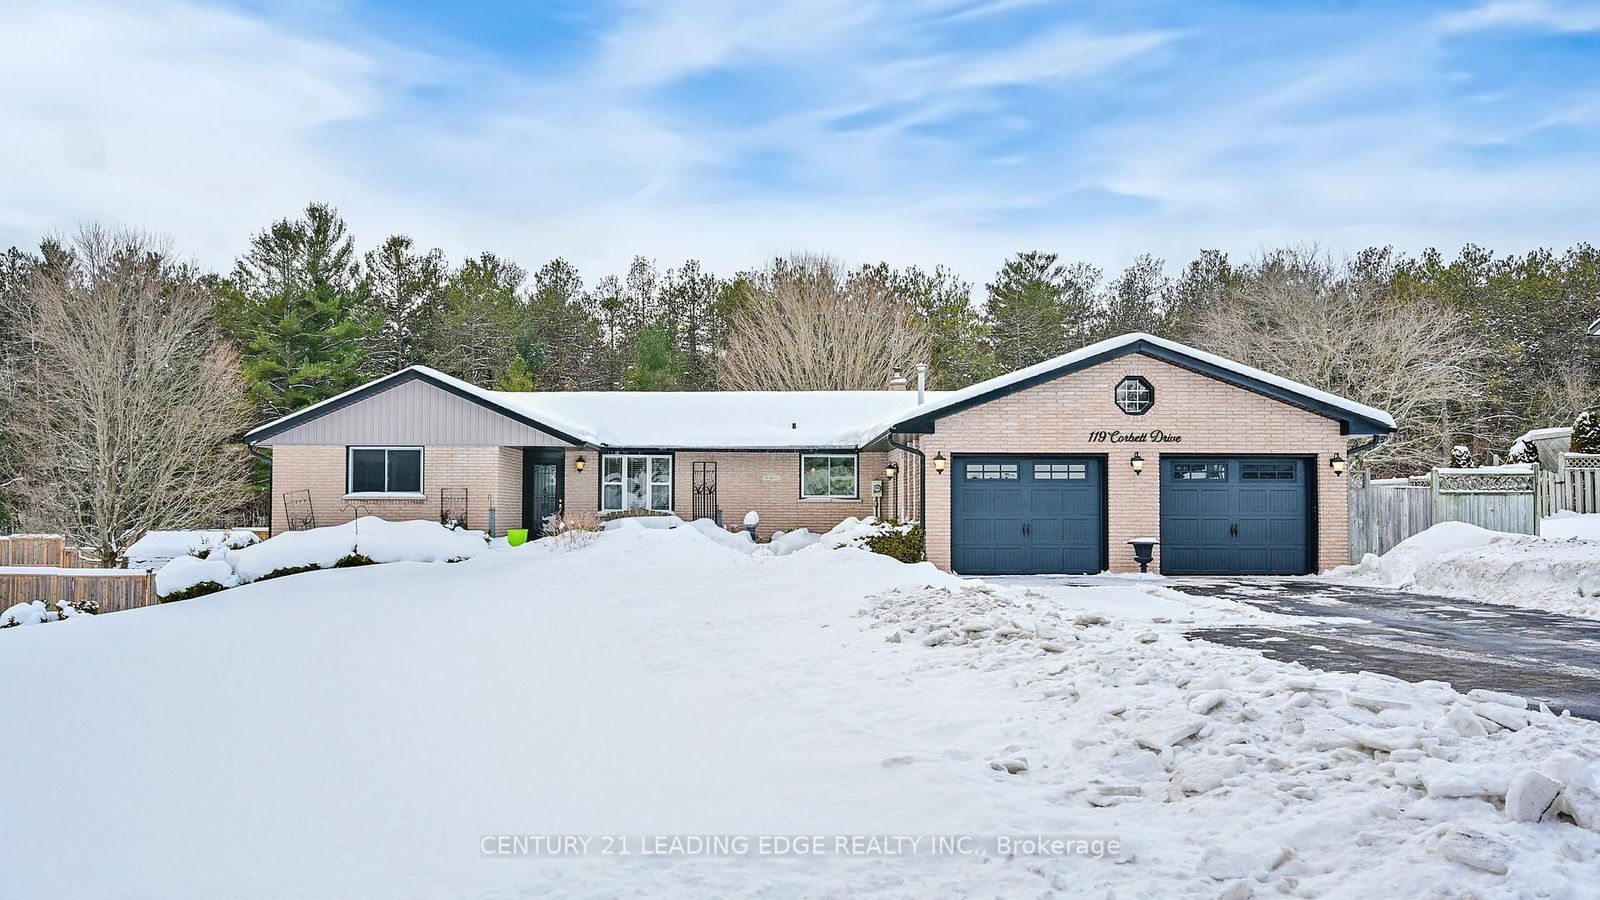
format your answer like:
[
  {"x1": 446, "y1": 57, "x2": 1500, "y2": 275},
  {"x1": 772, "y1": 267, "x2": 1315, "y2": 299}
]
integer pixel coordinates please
[
  {"x1": 884, "y1": 461, "x2": 899, "y2": 480},
  {"x1": 1330, "y1": 453, "x2": 1346, "y2": 476},
  {"x1": 932, "y1": 452, "x2": 947, "y2": 475},
  {"x1": 574, "y1": 455, "x2": 586, "y2": 472},
  {"x1": 1130, "y1": 452, "x2": 1145, "y2": 475}
]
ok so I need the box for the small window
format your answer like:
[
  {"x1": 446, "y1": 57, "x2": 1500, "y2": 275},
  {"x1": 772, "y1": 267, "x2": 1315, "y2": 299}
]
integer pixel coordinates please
[
  {"x1": 1242, "y1": 462, "x2": 1297, "y2": 480},
  {"x1": 602, "y1": 454, "x2": 673, "y2": 512},
  {"x1": 1173, "y1": 462, "x2": 1227, "y2": 481},
  {"x1": 802, "y1": 454, "x2": 857, "y2": 498},
  {"x1": 1115, "y1": 376, "x2": 1154, "y2": 415},
  {"x1": 964, "y1": 463, "x2": 1019, "y2": 480},
  {"x1": 1034, "y1": 462, "x2": 1087, "y2": 480},
  {"x1": 347, "y1": 447, "x2": 423, "y2": 495}
]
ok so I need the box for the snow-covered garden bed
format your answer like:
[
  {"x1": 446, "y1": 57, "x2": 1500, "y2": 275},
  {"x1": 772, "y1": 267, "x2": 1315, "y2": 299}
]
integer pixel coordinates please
[
  {"x1": 5, "y1": 524, "x2": 1599, "y2": 897},
  {"x1": 155, "y1": 517, "x2": 487, "y2": 600},
  {"x1": 1330, "y1": 521, "x2": 1600, "y2": 618}
]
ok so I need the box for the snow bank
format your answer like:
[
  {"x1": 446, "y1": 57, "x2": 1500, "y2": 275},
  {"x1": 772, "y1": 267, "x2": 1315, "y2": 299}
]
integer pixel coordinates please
[
  {"x1": 126, "y1": 529, "x2": 259, "y2": 571},
  {"x1": 1, "y1": 600, "x2": 54, "y2": 627},
  {"x1": 1544, "y1": 511, "x2": 1600, "y2": 541},
  {"x1": 1329, "y1": 522, "x2": 1600, "y2": 617},
  {"x1": 152, "y1": 518, "x2": 487, "y2": 597},
  {"x1": 602, "y1": 514, "x2": 685, "y2": 531}
]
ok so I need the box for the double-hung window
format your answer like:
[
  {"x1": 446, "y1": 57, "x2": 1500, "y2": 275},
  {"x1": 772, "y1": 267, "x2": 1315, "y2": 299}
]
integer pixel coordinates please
[
  {"x1": 347, "y1": 447, "x2": 423, "y2": 496},
  {"x1": 801, "y1": 454, "x2": 857, "y2": 499},
  {"x1": 602, "y1": 454, "x2": 672, "y2": 512}
]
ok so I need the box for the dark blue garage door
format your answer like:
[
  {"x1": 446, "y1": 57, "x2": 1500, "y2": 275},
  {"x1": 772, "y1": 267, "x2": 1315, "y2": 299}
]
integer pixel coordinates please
[
  {"x1": 1160, "y1": 457, "x2": 1311, "y2": 575},
  {"x1": 951, "y1": 457, "x2": 1105, "y2": 575}
]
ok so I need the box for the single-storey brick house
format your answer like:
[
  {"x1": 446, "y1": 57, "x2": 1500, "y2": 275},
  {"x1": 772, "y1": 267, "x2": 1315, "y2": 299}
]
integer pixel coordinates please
[{"x1": 244, "y1": 332, "x2": 1394, "y2": 575}]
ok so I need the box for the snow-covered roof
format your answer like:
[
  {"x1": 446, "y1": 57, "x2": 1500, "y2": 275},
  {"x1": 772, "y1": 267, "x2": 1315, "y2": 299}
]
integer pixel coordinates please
[
  {"x1": 245, "y1": 365, "x2": 947, "y2": 449},
  {"x1": 484, "y1": 388, "x2": 951, "y2": 449},
  {"x1": 1514, "y1": 426, "x2": 1573, "y2": 445},
  {"x1": 247, "y1": 333, "x2": 1395, "y2": 449},
  {"x1": 865, "y1": 332, "x2": 1396, "y2": 439}
]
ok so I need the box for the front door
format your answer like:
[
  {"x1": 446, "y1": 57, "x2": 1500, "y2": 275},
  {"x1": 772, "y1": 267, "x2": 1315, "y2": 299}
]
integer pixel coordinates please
[{"x1": 522, "y1": 449, "x2": 565, "y2": 535}]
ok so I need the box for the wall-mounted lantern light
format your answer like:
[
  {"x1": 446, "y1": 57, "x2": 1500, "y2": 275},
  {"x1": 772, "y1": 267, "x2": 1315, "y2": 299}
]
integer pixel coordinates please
[
  {"x1": 932, "y1": 452, "x2": 947, "y2": 475},
  {"x1": 1130, "y1": 452, "x2": 1145, "y2": 475},
  {"x1": 1329, "y1": 453, "x2": 1346, "y2": 476},
  {"x1": 884, "y1": 461, "x2": 899, "y2": 480},
  {"x1": 574, "y1": 455, "x2": 587, "y2": 472}
]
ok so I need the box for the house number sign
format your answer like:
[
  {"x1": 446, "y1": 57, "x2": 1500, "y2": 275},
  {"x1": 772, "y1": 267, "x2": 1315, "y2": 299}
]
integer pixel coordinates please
[{"x1": 1087, "y1": 430, "x2": 1183, "y2": 444}]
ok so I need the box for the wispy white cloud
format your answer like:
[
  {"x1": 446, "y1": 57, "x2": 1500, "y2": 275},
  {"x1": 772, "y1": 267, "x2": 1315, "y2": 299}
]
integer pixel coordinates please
[{"x1": 1438, "y1": 0, "x2": 1600, "y2": 34}]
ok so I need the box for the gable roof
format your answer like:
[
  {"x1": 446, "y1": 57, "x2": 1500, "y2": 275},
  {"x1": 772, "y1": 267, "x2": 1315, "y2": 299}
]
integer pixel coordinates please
[
  {"x1": 869, "y1": 332, "x2": 1396, "y2": 439},
  {"x1": 245, "y1": 365, "x2": 947, "y2": 450},
  {"x1": 246, "y1": 334, "x2": 1395, "y2": 450}
]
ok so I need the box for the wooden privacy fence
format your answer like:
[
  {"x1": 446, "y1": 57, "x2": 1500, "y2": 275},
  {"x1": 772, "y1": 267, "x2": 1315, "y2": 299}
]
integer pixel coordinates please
[
  {"x1": 1539, "y1": 453, "x2": 1600, "y2": 515},
  {"x1": 0, "y1": 534, "x2": 85, "y2": 568},
  {"x1": 1348, "y1": 466, "x2": 1541, "y2": 562},
  {"x1": 0, "y1": 567, "x2": 157, "y2": 613}
]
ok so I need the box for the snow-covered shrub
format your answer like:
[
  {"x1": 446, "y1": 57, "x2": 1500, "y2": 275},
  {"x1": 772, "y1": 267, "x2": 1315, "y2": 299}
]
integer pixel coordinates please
[
  {"x1": 1506, "y1": 439, "x2": 1538, "y2": 465},
  {"x1": 1448, "y1": 444, "x2": 1476, "y2": 468},
  {"x1": 332, "y1": 553, "x2": 377, "y2": 568},
  {"x1": 864, "y1": 519, "x2": 925, "y2": 563},
  {"x1": 1, "y1": 601, "x2": 56, "y2": 628},
  {"x1": 156, "y1": 555, "x2": 240, "y2": 601},
  {"x1": 1575, "y1": 411, "x2": 1600, "y2": 455}
]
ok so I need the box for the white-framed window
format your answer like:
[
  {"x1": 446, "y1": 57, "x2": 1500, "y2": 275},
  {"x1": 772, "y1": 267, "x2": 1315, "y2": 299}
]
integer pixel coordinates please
[
  {"x1": 347, "y1": 446, "x2": 424, "y2": 495},
  {"x1": 801, "y1": 453, "x2": 857, "y2": 498},
  {"x1": 602, "y1": 454, "x2": 673, "y2": 512}
]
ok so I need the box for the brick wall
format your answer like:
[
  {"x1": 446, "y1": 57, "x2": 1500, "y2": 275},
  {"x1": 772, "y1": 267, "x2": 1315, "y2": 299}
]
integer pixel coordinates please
[
  {"x1": 270, "y1": 445, "x2": 518, "y2": 536},
  {"x1": 914, "y1": 353, "x2": 1350, "y2": 574},
  {"x1": 558, "y1": 448, "x2": 891, "y2": 536}
]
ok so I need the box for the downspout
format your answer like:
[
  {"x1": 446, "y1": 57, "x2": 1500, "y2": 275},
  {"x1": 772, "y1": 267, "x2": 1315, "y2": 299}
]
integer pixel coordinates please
[
  {"x1": 1346, "y1": 433, "x2": 1387, "y2": 467},
  {"x1": 887, "y1": 437, "x2": 925, "y2": 530},
  {"x1": 246, "y1": 442, "x2": 273, "y2": 535}
]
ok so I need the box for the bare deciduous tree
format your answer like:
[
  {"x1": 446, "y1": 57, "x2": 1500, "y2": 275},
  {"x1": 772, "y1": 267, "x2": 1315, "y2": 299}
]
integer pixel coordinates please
[
  {"x1": 719, "y1": 254, "x2": 931, "y2": 390},
  {"x1": 10, "y1": 226, "x2": 254, "y2": 565},
  {"x1": 1196, "y1": 247, "x2": 1488, "y2": 475}
]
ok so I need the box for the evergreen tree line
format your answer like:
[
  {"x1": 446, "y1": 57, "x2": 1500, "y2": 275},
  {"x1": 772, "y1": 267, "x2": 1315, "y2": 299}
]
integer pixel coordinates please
[{"x1": 2, "y1": 202, "x2": 1598, "y2": 537}]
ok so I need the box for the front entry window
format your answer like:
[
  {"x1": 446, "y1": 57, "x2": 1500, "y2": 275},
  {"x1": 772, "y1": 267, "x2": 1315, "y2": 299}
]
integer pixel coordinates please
[{"x1": 602, "y1": 454, "x2": 672, "y2": 512}]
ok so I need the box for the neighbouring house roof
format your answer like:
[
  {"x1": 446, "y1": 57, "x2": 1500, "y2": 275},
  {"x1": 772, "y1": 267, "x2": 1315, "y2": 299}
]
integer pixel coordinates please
[
  {"x1": 245, "y1": 333, "x2": 1396, "y2": 450},
  {"x1": 867, "y1": 332, "x2": 1396, "y2": 439},
  {"x1": 1589, "y1": 317, "x2": 1600, "y2": 337}
]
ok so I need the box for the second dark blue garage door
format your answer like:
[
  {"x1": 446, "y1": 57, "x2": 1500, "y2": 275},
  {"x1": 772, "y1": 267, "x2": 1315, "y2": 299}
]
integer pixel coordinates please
[
  {"x1": 951, "y1": 456, "x2": 1105, "y2": 575},
  {"x1": 1160, "y1": 457, "x2": 1312, "y2": 575}
]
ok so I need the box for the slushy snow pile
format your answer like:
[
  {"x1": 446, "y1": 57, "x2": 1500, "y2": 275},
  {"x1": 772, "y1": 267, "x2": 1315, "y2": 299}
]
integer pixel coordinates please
[
  {"x1": 8, "y1": 524, "x2": 1600, "y2": 898},
  {"x1": 126, "y1": 529, "x2": 259, "y2": 571},
  {"x1": 155, "y1": 517, "x2": 486, "y2": 597},
  {"x1": 1330, "y1": 521, "x2": 1600, "y2": 617}
]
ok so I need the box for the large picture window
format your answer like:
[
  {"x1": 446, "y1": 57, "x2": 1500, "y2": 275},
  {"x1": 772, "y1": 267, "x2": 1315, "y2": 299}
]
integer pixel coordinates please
[
  {"x1": 602, "y1": 454, "x2": 673, "y2": 512},
  {"x1": 801, "y1": 454, "x2": 857, "y2": 498},
  {"x1": 347, "y1": 447, "x2": 423, "y2": 495}
]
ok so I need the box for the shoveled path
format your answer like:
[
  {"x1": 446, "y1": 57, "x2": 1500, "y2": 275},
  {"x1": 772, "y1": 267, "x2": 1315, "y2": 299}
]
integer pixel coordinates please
[{"x1": 1167, "y1": 579, "x2": 1600, "y2": 720}]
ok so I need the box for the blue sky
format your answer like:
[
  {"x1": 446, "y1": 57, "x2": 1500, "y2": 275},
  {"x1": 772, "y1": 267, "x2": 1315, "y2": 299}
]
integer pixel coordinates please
[{"x1": 2, "y1": 0, "x2": 1598, "y2": 284}]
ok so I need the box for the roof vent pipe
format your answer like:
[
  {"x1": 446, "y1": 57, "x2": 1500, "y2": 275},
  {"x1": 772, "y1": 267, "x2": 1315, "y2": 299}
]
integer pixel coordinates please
[{"x1": 915, "y1": 363, "x2": 927, "y2": 404}]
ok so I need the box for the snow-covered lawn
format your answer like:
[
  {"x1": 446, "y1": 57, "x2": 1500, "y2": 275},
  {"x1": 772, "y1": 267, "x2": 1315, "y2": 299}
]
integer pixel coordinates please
[
  {"x1": 1330, "y1": 519, "x2": 1600, "y2": 619},
  {"x1": 6, "y1": 527, "x2": 1600, "y2": 898}
]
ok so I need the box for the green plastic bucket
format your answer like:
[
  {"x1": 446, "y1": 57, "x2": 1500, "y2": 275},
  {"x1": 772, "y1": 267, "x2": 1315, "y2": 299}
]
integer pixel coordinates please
[{"x1": 507, "y1": 528, "x2": 529, "y2": 547}]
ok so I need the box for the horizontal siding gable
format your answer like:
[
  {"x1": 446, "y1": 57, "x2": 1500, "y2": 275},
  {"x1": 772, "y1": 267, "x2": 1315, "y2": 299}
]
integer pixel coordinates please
[{"x1": 254, "y1": 379, "x2": 572, "y2": 447}]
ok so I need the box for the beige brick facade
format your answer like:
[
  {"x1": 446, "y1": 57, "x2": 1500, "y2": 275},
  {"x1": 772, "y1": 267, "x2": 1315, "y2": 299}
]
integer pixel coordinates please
[
  {"x1": 270, "y1": 445, "x2": 522, "y2": 536},
  {"x1": 557, "y1": 448, "x2": 891, "y2": 536},
  {"x1": 266, "y1": 351, "x2": 1356, "y2": 570},
  {"x1": 913, "y1": 352, "x2": 1349, "y2": 574}
]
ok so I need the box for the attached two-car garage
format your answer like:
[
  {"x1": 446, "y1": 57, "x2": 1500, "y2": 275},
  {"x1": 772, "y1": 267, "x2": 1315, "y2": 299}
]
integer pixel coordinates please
[{"x1": 950, "y1": 453, "x2": 1312, "y2": 576}]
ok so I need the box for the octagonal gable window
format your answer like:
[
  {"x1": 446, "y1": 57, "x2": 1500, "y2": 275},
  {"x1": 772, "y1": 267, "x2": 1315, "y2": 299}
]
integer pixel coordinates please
[{"x1": 1114, "y1": 376, "x2": 1154, "y2": 415}]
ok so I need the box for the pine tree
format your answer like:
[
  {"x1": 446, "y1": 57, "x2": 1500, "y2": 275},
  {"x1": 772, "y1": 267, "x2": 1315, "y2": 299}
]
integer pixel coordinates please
[
  {"x1": 657, "y1": 260, "x2": 726, "y2": 390},
  {"x1": 421, "y1": 252, "x2": 525, "y2": 387},
  {"x1": 218, "y1": 203, "x2": 372, "y2": 417},
  {"x1": 622, "y1": 323, "x2": 685, "y2": 390},
  {"x1": 1575, "y1": 411, "x2": 1600, "y2": 454},
  {"x1": 855, "y1": 262, "x2": 990, "y2": 388},
  {"x1": 982, "y1": 251, "x2": 1100, "y2": 370},
  {"x1": 362, "y1": 235, "x2": 447, "y2": 375},
  {"x1": 522, "y1": 259, "x2": 606, "y2": 390},
  {"x1": 1096, "y1": 254, "x2": 1167, "y2": 340}
]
